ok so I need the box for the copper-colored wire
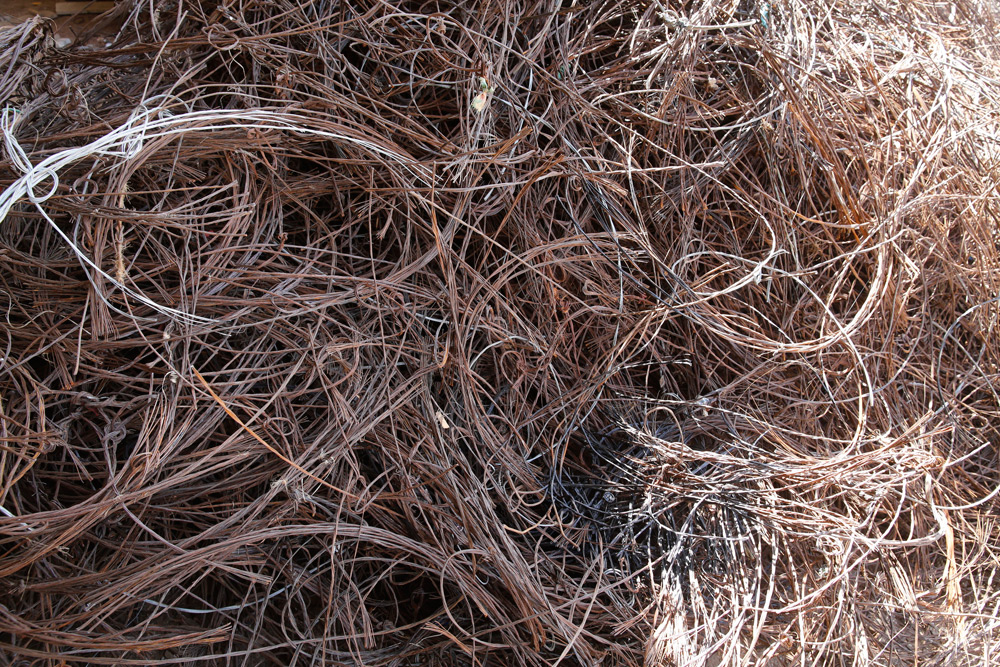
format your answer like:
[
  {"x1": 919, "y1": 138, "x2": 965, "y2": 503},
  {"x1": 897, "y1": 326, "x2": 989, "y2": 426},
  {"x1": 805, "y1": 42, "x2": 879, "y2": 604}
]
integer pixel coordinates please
[{"x1": 0, "y1": 1, "x2": 999, "y2": 664}]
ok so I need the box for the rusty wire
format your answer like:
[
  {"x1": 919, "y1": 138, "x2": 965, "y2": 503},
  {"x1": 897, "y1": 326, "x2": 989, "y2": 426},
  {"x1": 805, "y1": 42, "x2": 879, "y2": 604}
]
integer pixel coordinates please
[{"x1": 0, "y1": 1, "x2": 999, "y2": 665}]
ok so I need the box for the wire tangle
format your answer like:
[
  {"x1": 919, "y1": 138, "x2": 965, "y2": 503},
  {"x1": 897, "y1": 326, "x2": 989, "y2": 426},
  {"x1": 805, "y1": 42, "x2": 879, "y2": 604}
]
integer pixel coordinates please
[{"x1": 0, "y1": 2, "x2": 999, "y2": 665}]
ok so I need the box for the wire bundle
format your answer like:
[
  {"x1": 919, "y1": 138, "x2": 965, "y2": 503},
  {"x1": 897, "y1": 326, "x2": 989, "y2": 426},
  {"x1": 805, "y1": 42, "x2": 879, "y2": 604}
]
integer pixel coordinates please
[{"x1": 0, "y1": 1, "x2": 998, "y2": 664}]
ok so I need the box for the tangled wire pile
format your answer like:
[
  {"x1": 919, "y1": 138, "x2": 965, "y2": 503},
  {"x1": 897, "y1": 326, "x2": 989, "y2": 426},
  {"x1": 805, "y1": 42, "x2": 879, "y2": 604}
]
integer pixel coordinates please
[{"x1": 1, "y1": 1, "x2": 999, "y2": 664}]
